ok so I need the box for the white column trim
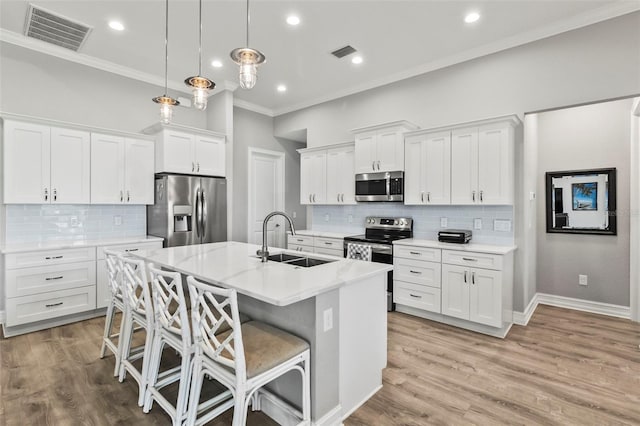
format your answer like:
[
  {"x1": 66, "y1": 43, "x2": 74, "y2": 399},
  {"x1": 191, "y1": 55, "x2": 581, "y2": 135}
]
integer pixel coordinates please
[{"x1": 630, "y1": 97, "x2": 640, "y2": 322}]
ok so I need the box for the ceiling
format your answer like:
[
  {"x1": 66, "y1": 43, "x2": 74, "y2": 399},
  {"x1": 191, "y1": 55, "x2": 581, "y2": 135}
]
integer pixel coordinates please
[{"x1": 1, "y1": 1, "x2": 638, "y2": 116}]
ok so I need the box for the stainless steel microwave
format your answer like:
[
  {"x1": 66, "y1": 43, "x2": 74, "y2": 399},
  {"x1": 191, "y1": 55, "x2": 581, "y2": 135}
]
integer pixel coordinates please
[{"x1": 355, "y1": 171, "x2": 404, "y2": 202}]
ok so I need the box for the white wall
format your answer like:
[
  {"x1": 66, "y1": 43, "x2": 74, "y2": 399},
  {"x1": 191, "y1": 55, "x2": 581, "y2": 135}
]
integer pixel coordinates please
[{"x1": 535, "y1": 98, "x2": 632, "y2": 307}]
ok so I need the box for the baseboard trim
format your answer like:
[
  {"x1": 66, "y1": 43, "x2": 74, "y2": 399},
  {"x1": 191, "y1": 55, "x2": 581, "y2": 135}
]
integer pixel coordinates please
[
  {"x1": 536, "y1": 293, "x2": 631, "y2": 319},
  {"x1": 513, "y1": 294, "x2": 539, "y2": 326}
]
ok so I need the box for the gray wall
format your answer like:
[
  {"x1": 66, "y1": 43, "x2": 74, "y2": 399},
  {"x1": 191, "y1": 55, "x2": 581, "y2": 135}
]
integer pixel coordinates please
[
  {"x1": 0, "y1": 42, "x2": 206, "y2": 131},
  {"x1": 232, "y1": 107, "x2": 306, "y2": 243},
  {"x1": 536, "y1": 98, "x2": 633, "y2": 306}
]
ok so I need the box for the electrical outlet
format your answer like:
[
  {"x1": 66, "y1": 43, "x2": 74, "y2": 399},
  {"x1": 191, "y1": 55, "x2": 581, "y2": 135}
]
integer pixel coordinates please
[
  {"x1": 494, "y1": 219, "x2": 512, "y2": 232},
  {"x1": 70, "y1": 216, "x2": 78, "y2": 227},
  {"x1": 324, "y1": 213, "x2": 330, "y2": 222},
  {"x1": 292, "y1": 211, "x2": 297, "y2": 219},
  {"x1": 440, "y1": 217, "x2": 448, "y2": 228},
  {"x1": 473, "y1": 218, "x2": 482, "y2": 230},
  {"x1": 579, "y1": 274, "x2": 588, "y2": 286},
  {"x1": 323, "y1": 308, "x2": 333, "y2": 332},
  {"x1": 114, "y1": 215, "x2": 122, "y2": 226}
]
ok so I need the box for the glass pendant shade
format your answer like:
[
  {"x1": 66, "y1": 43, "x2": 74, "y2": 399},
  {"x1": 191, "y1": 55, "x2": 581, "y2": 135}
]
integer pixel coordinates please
[
  {"x1": 185, "y1": 75, "x2": 215, "y2": 110},
  {"x1": 230, "y1": 47, "x2": 265, "y2": 90},
  {"x1": 153, "y1": 95, "x2": 179, "y2": 124}
]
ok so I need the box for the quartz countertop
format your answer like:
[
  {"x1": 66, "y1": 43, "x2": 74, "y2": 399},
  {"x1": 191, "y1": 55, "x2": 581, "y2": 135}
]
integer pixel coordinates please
[
  {"x1": 393, "y1": 238, "x2": 516, "y2": 255},
  {"x1": 132, "y1": 241, "x2": 392, "y2": 306},
  {"x1": 0, "y1": 236, "x2": 164, "y2": 254}
]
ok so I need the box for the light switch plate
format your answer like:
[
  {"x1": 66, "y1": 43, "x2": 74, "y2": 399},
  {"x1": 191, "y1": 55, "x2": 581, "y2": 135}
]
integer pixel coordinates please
[
  {"x1": 292, "y1": 211, "x2": 297, "y2": 219},
  {"x1": 473, "y1": 218, "x2": 482, "y2": 230},
  {"x1": 578, "y1": 274, "x2": 588, "y2": 286},
  {"x1": 494, "y1": 219, "x2": 511, "y2": 232},
  {"x1": 324, "y1": 213, "x2": 330, "y2": 222},
  {"x1": 114, "y1": 215, "x2": 122, "y2": 226},
  {"x1": 323, "y1": 308, "x2": 333, "y2": 332},
  {"x1": 440, "y1": 217, "x2": 448, "y2": 228}
]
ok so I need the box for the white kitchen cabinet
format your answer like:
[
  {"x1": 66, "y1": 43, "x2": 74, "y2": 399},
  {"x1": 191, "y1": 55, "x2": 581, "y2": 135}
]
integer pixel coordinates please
[
  {"x1": 147, "y1": 125, "x2": 226, "y2": 177},
  {"x1": 441, "y1": 264, "x2": 471, "y2": 320},
  {"x1": 287, "y1": 233, "x2": 345, "y2": 257},
  {"x1": 326, "y1": 145, "x2": 356, "y2": 204},
  {"x1": 3, "y1": 121, "x2": 90, "y2": 204},
  {"x1": 404, "y1": 131, "x2": 451, "y2": 205},
  {"x1": 450, "y1": 127, "x2": 479, "y2": 204},
  {"x1": 90, "y1": 134, "x2": 154, "y2": 204},
  {"x1": 300, "y1": 151, "x2": 327, "y2": 204},
  {"x1": 352, "y1": 121, "x2": 418, "y2": 173}
]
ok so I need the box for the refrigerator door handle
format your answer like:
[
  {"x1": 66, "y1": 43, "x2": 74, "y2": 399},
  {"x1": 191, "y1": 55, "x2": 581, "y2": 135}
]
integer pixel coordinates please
[
  {"x1": 195, "y1": 188, "x2": 201, "y2": 238},
  {"x1": 201, "y1": 189, "x2": 207, "y2": 237}
]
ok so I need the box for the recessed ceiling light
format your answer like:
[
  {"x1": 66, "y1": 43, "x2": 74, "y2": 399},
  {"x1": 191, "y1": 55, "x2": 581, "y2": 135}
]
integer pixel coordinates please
[
  {"x1": 286, "y1": 15, "x2": 300, "y2": 26},
  {"x1": 108, "y1": 20, "x2": 125, "y2": 31},
  {"x1": 464, "y1": 12, "x2": 480, "y2": 24},
  {"x1": 211, "y1": 59, "x2": 223, "y2": 68},
  {"x1": 351, "y1": 55, "x2": 363, "y2": 65},
  {"x1": 277, "y1": 84, "x2": 287, "y2": 92}
]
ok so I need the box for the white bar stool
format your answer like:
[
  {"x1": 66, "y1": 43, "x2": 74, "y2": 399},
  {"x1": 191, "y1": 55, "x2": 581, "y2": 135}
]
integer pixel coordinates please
[
  {"x1": 99, "y1": 249, "x2": 127, "y2": 376},
  {"x1": 118, "y1": 255, "x2": 154, "y2": 407},
  {"x1": 185, "y1": 276, "x2": 311, "y2": 426}
]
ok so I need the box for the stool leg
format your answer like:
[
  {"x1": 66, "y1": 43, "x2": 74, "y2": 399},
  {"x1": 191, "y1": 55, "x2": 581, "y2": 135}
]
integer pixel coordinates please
[
  {"x1": 118, "y1": 310, "x2": 133, "y2": 382},
  {"x1": 173, "y1": 350, "x2": 192, "y2": 426},
  {"x1": 143, "y1": 332, "x2": 164, "y2": 413},
  {"x1": 137, "y1": 325, "x2": 154, "y2": 407},
  {"x1": 186, "y1": 357, "x2": 205, "y2": 426},
  {"x1": 100, "y1": 299, "x2": 115, "y2": 359},
  {"x1": 302, "y1": 352, "x2": 311, "y2": 424},
  {"x1": 232, "y1": 386, "x2": 248, "y2": 426}
]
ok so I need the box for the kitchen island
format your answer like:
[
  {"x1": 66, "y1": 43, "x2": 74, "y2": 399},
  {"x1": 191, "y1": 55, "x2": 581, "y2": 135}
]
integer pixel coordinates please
[{"x1": 133, "y1": 241, "x2": 392, "y2": 425}]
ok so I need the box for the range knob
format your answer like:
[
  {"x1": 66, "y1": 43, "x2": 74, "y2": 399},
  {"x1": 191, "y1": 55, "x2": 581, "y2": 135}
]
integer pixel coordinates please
[
  {"x1": 399, "y1": 220, "x2": 405, "y2": 225},
  {"x1": 394, "y1": 220, "x2": 399, "y2": 225}
]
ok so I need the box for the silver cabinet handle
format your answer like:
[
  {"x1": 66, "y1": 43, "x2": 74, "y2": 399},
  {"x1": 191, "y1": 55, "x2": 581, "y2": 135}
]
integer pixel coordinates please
[
  {"x1": 53, "y1": 188, "x2": 57, "y2": 202},
  {"x1": 44, "y1": 188, "x2": 48, "y2": 202},
  {"x1": 421, "y1": 192, "x2": 424, "y2": 202},
  {"x1": 462, "y1": 257, "x2": 477, "y2": 262},
  {"x1": 45, "y1": 302, "x2": 63, "y2": 308},
  {"x1": 480, "y1": 190, "x2": 484, "y2": 202},
  {"x1": 377, "y1": 160, "x2": 381, "y2": 170},
  {"x1": 472, "y1": 272, "x2": 476, "y2": 285},
  {"x1": 324, "y1": 242, "x2": 333, "y2": 245},
  {"x1": 296, "y1": 239, "x2": 304, "y2": 242},
  {"x1": 45, "y1": 255, "x2": 63, "y2": 260},
  {"x1": 313, "y1": 194, "x2": 316, "y2": 203},
  {"x1": 464, "y1": 271, "x2": 467, "y2": 283},
  {"x1": 372, "y1": 161, "x2": 375, "y2": 171},
  {"x1": 45, "y1": 276, "x2": 64, "y2": 281},
  {"x1": 125, "y1": 248, "x2": 138, "y2": 252},
  {"x1": 409, "y1": 251, "x2": 421, "y2": 256},
  {"x1": 427, "y1": 192, "x2": 431, "y2": 202},
  {"x1": 472, "y1": 190, "x2": 476, "y2": 202},
  {"x1": 127, "y1": 190, "x2": 130, "y2": 202},
  {"x1": 192, "y1": 162, "x2": 195, "y2": 172},
  {"x1": 309, "y1": 194, "x2": 312, "y2": 203},
  {"x1": 120, "y1": 190, "x2": 124, "y2": 202},
  {"x1": 409, "y1": 270, "x2": 422, "y2": 274},
  {"x1": 197, "y1": 162, "x2": 200, "y2": 172},
  {"x1": 337, "y1": 194, "x2": 340, "y2": 202},
  {"x1": 409, "y1": 294, "x2": 422, "y2": 298},
  {"x1": 341, "y1": 194, "x2": 344, "y2": 202}
]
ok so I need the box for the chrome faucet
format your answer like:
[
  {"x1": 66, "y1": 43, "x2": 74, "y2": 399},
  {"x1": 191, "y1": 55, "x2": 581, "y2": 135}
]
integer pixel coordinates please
[{"x1": 257, "y1": 211, "x2": 296, "y2": 262}]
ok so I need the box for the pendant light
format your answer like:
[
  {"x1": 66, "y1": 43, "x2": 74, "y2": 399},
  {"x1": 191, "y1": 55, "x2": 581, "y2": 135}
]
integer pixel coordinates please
[
  {"x1": 152, "y1": 0, "x2": 179, "y2": 124},
  {"x1": 230, "y1": 0, "x2": 265, "y2": 89},
  {"x1": 185, "y1": 0, "x2": 215, "y2": 110}
]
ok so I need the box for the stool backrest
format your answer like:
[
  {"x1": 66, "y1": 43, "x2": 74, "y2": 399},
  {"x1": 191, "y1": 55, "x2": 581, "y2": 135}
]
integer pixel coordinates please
[
  {"x1": 186, "y1": 276, "x2": 246, "y2": 380},
  {"x1": 149, "y1": 266, "x2": 191, "y2": 346},
  {"x1": 104, "y1": 249, "x2": 123, "y2": 300},
  {"x1": 120, "y1": 255, "x2": 152, "y2": 318}
]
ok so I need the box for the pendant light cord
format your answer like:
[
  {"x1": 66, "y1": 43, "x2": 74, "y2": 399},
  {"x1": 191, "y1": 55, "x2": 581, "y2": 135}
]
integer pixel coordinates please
[
  {"x1": 198, "y1": 0, "x2": 203, "y2": 76},
  {"x1": 246, "y1": 0, "x2": 250, "y2": 47},
  {"x1": 163, "y1": 0, "x2": 169, "y2": 95}
]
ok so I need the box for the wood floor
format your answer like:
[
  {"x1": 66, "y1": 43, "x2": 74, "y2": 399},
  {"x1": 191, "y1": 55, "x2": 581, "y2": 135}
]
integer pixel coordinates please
[{"x1": 1, "y1": 305, "x2": 638, "y2": 425}]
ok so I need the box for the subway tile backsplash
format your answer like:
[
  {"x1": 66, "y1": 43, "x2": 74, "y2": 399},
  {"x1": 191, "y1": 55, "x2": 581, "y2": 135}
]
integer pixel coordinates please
[
  {"x1": 5, "y1": 204, "x2": 147, "y2": 244},
  {"x1": 311, "y1": 204, "x2": 514, "y2": 245}
]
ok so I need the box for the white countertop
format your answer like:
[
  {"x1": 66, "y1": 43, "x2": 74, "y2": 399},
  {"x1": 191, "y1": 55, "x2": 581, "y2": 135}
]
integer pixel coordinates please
[
  {"x1": 132, "y1": 241, "x2": 392, "y2": 306},
  {"x1": 294, "y1": 230, "x2": 356, "y2": 239},
  {"x1": 393, "y1": 238, "x2": 517, "y2": 255},
  {"x1": 0, "y1": 236, "x2": 164, "y2": 254}
]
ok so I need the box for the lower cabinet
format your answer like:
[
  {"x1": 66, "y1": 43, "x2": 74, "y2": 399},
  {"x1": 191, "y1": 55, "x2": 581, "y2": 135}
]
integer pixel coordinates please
[{"x1": 287, "y1": 234, "x2": 344, "y2": 257}]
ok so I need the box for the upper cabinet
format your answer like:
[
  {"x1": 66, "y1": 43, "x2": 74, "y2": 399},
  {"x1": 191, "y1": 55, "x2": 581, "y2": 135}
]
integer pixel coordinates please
[
  {"x1": 404, "y1": 131, "x2": 451, "y2": 205},
  {"x1": 144, "y1": 124, "x2": 226, "y2": 177},
  {"x1": 90, "y1": 134, "x2": 154, "y2": 204},
  {"x1": 299, "y1": 143, "x2": 356, "y2": 205},
  {"x1": 3, "y1": 120, "x2": 90, "y2": 204},
  {"x1": 352, "y1": 121, "x2": 418, "y2": 173}
]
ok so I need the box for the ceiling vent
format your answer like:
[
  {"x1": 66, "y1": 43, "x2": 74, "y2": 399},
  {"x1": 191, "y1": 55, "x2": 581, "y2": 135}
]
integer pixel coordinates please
[
  {"x1": 24, "y1": 4, "x2": 92, "y2": 52},
  {"x1": 331, "y1": 45, "x2": 357, "y2": 59}
]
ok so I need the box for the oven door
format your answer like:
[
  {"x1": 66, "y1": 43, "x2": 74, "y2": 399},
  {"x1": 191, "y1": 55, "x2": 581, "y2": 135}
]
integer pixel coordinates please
[{"x1": 355, "y1": 172, "x2": 388, "y2": 201}]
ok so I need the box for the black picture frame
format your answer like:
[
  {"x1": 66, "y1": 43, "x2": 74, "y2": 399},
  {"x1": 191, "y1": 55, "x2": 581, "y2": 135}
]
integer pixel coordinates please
[{"x1": 545, "y1": 168, "x2": 616, "y2": 235}]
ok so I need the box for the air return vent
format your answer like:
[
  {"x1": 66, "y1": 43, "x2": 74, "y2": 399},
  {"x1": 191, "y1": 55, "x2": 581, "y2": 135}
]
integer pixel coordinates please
[
  {"x1": 24, "y1": 4, "x2": 92, "y2": 51},
  {"x1": 331, "y1": 45, "x2": 357, "y2": 59}
]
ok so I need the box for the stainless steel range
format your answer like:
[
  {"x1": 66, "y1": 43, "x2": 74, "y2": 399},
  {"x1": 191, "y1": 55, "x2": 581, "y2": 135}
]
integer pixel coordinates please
[{"x1": 343, "y1": 217, "x2": 413, "y2": 311}]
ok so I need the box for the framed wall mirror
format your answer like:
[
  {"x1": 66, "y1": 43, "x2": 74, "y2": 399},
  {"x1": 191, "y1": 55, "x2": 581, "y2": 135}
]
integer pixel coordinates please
[{"x1": 545, "y1": 168, "x2": 617, "y2": 235}]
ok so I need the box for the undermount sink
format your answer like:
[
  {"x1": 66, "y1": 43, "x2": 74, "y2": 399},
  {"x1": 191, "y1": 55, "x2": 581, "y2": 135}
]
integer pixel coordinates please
[{"x1": 264, "y1": 253, "x2": 336, "y2": 268}]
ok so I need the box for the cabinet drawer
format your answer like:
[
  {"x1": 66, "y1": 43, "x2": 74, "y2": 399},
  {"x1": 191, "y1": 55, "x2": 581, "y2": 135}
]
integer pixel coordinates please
[
  {"x1": 314, "y1": 247, "x2": 343, "y2": 258},
  {"x1": 394, "y1": 281, "x2": 441, "y2": 313},
  {"x1": 97, "y1": 241, "x2": 162, "y2": 260},
  {"x1": 6, "y1": 285, "x2": 97, "y2": 327},
  {"x1": 288, "y1": 244, "x2": 314, "y2": 253},
  {"x1": 288, "y1": 235, "x2": 314, "y2": 247},
  {"x1": 314, "y1": 237, "x2": 343, "y2": 251},
  {"x1": 5, "y1": 261, "x2": 96, "y2": 298},
  {"x1": 442, "y1": 250, "x2": 503, "y2": 271},
  {"x1": 394, "y1": 258, "x2": 441, "y2": 288},
  {"x1": 394, "y1": 245, "x2": 441, "y2": 262},
  {"x1": 5, "y1": 247, "x2": 96, "y2": 269}
]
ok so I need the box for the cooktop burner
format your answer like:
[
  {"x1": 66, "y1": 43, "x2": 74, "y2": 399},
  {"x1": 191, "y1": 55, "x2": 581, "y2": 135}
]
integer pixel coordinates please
[{"x1": 345, "y1": 216, "x2": 413, "y2": 245}]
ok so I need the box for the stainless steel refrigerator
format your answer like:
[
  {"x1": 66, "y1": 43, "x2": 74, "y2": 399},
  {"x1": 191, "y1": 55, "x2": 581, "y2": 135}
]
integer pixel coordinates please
[{"x1": 147, "y1": 174, "x2": 227, "y2": 247}]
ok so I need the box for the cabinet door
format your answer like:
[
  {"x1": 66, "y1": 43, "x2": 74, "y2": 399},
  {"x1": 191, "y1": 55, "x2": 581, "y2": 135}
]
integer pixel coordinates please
[
  {"x1": 325, "y1": 149, "x2": 341, "y2": 205},
  {"x1": 441, "y1": 264, "x2": 470, "y2": 320},
  {"x1": 161, "y1": 130, "x2": 195, "y2": 174},
  {"x1": 403, "y1": 136, "x2": 425, "y2": 205},
  {"x1": 478, "y1": 125, "x2": 513, "y2": 204},
  {"x1": 195, "y1": 135, "x2": 225, "y2": 177},
  {"x1": 469, "y1": 267, "x2": 502, "y2": 327},
  {"x1": 424, "y1": 132, "x2": 451, "y2": 204},
  {"x1": 450, "y1": 128, "x2": 478, "y2": 204},
  {"x1": 91, "y1": 133, "x2": 125, "y2": 204},
  {"x1": 310, "y1": 152, "x2": 327, "y2": 204},
  {"x1": 3, "y1": 121, "x2": 50, "y2": 204},
  {"x1": 124, "y1": 138, "x2": 155, "y2": 204},
  {"x1": 339, "y1": 146, "x2": 356, "y2": 204},
  {"x1": 50, "y1": 127, "x2": 90, "y2": 204},
  {"x1": 300, "y1": 153, "x2": 314, "y2": 205},
  {"x1": 354, "y1": 133, "x2": 376, "y2": 173},
  {"x1": 376, "y1": 129, "x2": 403, "y2": 172}
]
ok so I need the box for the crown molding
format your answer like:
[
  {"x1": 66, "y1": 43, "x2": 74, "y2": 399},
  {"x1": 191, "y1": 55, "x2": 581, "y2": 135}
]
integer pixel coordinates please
[
  {"x1": 0, "y1": 28, "x2": 238, "y2": 98},
  {"x1": 272, "y1": 2, "x2": 640, "y2": 116},
  {"x1": 233, "y1": 98, "x2": 275, "y2": 117}
]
